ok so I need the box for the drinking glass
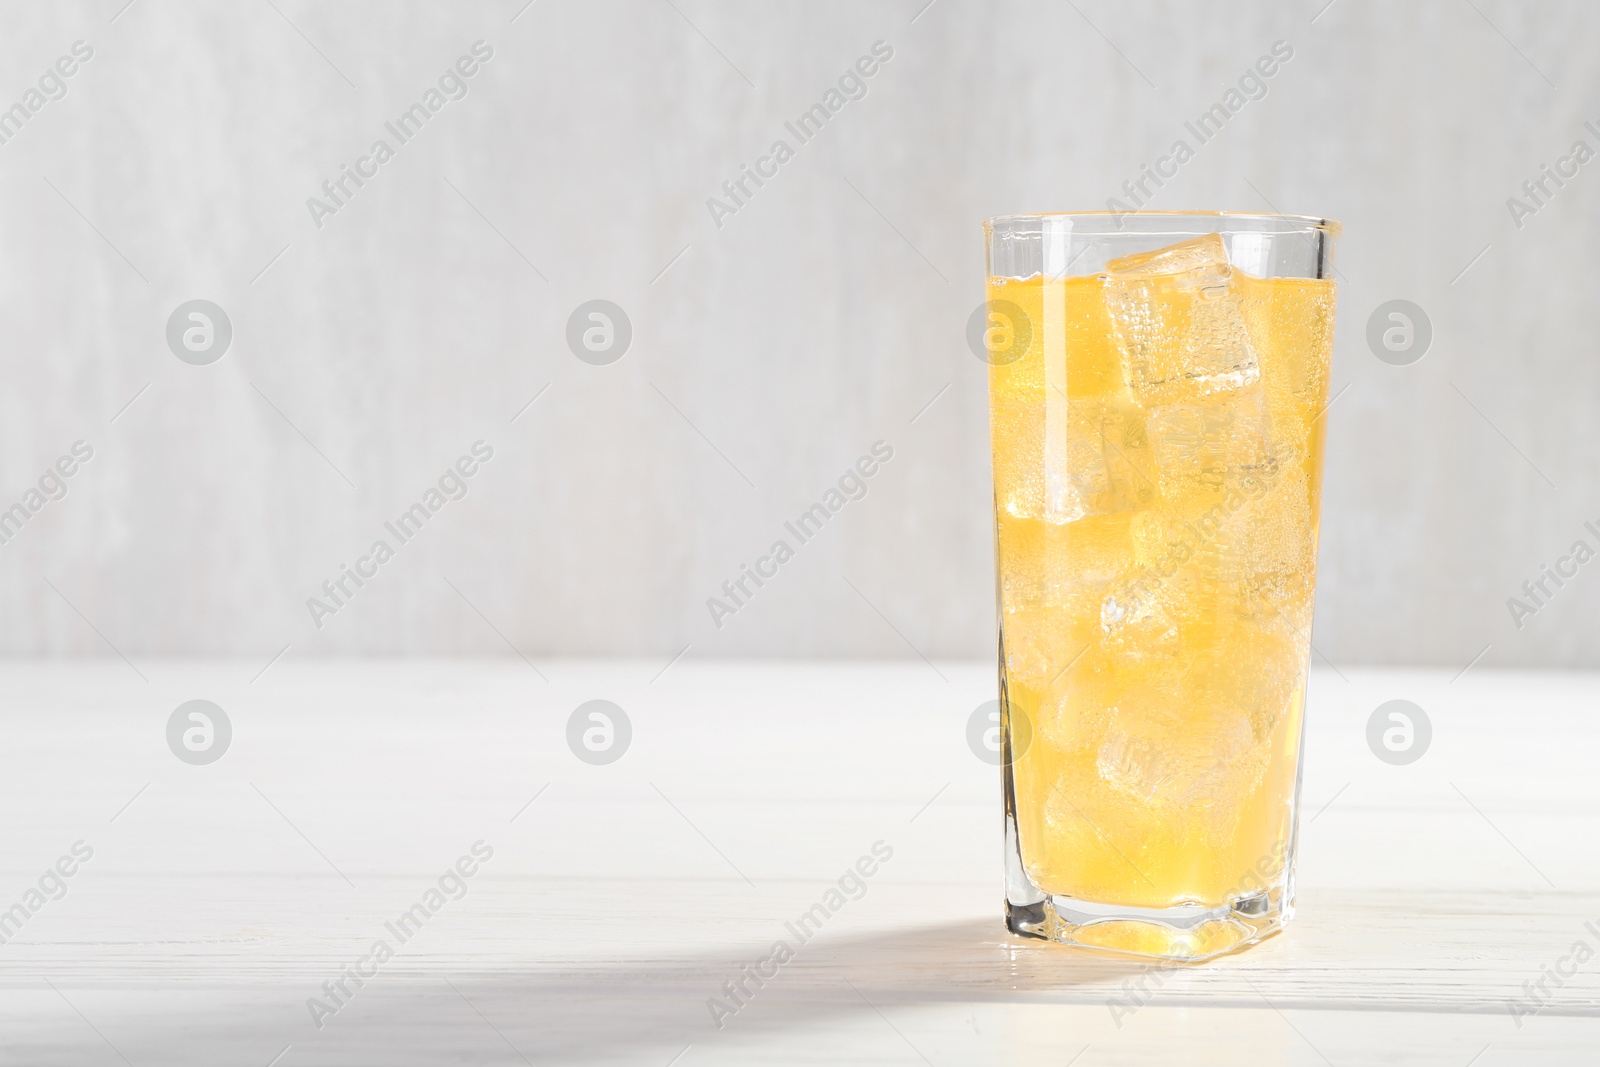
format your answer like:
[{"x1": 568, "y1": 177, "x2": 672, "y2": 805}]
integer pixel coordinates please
[{"x1": 982, "y1": 211, "x2": 1340, "y2": 960}]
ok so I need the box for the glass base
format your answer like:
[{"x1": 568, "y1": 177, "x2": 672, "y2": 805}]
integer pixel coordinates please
[
  {"x1": 1005, "y1": 886, "x2": 1290, "y2": 961},
  {"x1": 1002, "y1": 812, "x2": 1295, "y2": 962}
]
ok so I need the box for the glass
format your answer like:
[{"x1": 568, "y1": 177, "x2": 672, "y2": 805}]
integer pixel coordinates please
[{"x1": 982, "y1": 211, "x2": 1340, "y2": 960}]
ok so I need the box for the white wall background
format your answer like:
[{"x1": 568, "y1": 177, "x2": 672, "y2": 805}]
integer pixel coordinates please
[{"x1": 0, "y1": 0, "x2": 1595, "y2": 669}]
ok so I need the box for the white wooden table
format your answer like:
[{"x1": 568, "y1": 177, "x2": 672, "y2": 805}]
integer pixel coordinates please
[{"x1": 1, "y1": 660, "x2": 1595, "y2": 1064}]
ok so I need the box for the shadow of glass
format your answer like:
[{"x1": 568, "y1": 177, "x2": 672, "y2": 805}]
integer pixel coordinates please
[{"x1": 341, "y1": 917, "x2": 1154, "y2": 1062}]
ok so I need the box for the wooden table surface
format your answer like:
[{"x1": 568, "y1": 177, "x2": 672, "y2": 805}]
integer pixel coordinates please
[{"x1": 1, "y1": 660, "x2": 1595, "y2": 1065}]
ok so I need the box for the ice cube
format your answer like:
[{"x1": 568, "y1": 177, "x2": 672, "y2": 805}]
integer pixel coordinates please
[
  {"x1": 1188, "y1": 619, "x2": 1308, "y2": 743},
  {"x1": 998, "y1": 508, "x2": 1135, "y2": 611},
  {"x1": 1043, "y1": 751, "x2": 1164, "y2": 854},
  {"x1": 1000, "y1": 519, "x2": 1132, "y2": 693},
  {"x1": 1096, "y1": 688, "x2": 1266, "y2": 817},
  {"x1": 1053, "y1": 512, "x2": 1136, "y2": 591},
  {"x1": 1144, "y1": 386, "x2": 1278, "y2": 504},
  {"x1": 990, "y1": 398, "x2": 1047, "y2": 521},
  {"x1": 1156, "y1": 454, "x2": 1314, "y2": 605},
  {"x1": 1053, "y1": 401, "x2": 1113, "y2": 523},
  {"x1": 1098, "y1": 583, "x2": 1184, "y2": 679},
  {"x1": 1206, "y1": 462, "x2": 1316, "y2": 582},
  {"x1": 997, "y1": 397, "x2": 1152, "y2": 523},
  {"x1": 1097, "y1": 400, "x2": 1156, "y2": 511},
  {"x1": 1001, "y1": 602, "x2": 1078, "y2": 692},
  {"x1": 1048, "y1": 398, "x2": 1152, "y2": 522},
  {"x1": 1103, "y1": 234, "x2": 1260, "y2": 407},
  {"x1": 1031, "y1": 668, "x2": 1117, "y2": 754}
]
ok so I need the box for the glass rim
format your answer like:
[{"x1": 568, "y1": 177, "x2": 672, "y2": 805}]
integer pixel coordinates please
[{"x1": 983, "y1": 210, "x2": 1341, "y2": 237}]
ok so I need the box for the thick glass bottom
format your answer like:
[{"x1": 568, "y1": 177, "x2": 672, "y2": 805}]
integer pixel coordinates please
[
  {"x1": 1005, "y1": 886, "x2": 1290, "y2": 961},
  {"x1": 1002, "y1": 811, "x2": 1295, "y2": 962}
]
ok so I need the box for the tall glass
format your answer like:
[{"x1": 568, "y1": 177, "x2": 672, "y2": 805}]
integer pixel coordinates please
[{"x1": 982, "y1": 212, "x2": 1339, "y2": 960}]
